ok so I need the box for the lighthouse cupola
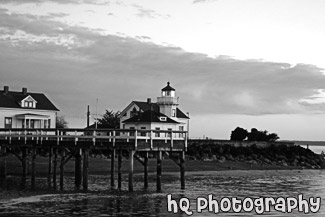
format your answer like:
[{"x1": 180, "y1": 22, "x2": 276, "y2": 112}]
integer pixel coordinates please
[{"x1": 157, "y1": 82, "x2": 179, "y2": 118}]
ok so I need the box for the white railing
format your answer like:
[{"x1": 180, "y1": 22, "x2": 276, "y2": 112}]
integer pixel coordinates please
[{"x1": 0, "y1": 128, "x2": 187, "y2": 149}]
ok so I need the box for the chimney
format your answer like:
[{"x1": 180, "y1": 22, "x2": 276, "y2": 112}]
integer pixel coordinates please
[
  {"x1": 3, "y1": 86, "x2": 9, "y2": 94},
  {"x1": 22, "y1": 87, "x2": 27, "y2": 95},
  {"x1": 147, "y1": 98, "x2": 151, "y2": 104}
]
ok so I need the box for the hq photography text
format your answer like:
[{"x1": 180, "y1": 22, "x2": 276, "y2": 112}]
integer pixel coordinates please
[{"x1": 167, "y1": 194, "x2": 321, "y2": 215}]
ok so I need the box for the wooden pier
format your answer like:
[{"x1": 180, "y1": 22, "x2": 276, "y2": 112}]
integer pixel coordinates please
[{"x1": 0, "y1": 128, "x2": 187, "y2": 192}]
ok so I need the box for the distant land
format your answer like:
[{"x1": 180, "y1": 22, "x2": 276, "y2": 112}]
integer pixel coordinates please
[{"x1": 283, "y1": 140, "x2": 325, "y2": 154}]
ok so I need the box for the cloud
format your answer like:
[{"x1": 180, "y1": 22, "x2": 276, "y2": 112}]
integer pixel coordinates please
[
  {"x1": 1, "y1": 6, "x2": 325, "y2": 127},
  {"x1": 0, "y1": 0, "x2": 109, "y2": 5},
  {"x1": 132, "y1": 4, "x2": 170, "y2": 19},
  {"x1": 193, "y1": 0, "x2": 219, "y2": 4}
]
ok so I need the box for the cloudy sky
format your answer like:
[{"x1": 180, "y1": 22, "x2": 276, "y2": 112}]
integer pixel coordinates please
[{"x1": 1, "y1": 0, "x2": 325, "y2": 140}]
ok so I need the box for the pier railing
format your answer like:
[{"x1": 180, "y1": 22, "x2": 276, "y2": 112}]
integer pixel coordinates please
[{"x1": 0, "y1": 128, "x2": 187, "y2": 151}]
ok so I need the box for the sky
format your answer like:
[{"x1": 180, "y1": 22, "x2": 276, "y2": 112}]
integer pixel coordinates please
[{"x1": 1, "y1": 0, "x2": 325, "y2": 141}]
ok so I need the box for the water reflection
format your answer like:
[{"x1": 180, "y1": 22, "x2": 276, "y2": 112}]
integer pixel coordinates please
[{"x1": 0, "y1": 170, "x2": 325, "y2": 216}]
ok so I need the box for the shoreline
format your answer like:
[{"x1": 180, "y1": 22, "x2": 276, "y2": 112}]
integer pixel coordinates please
[{"x1": 0, "y1": 158, "x2": 322, "y2": 203}]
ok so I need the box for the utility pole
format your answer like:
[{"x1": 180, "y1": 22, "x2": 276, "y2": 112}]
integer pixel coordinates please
[
  {"x1": 87, "y1": 105, "x2": 90, "y2": 127},
  {"x1": 95, "y1": 98, "x2": 98, "y2": 129},
  {"x1": 186, "y1": 112, "x2": 190, "y2": 139}
]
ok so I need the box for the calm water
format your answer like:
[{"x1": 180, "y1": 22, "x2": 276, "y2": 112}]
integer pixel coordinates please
[{"x1": 0, "y1": 170, "x2": 325, "y2": 216}]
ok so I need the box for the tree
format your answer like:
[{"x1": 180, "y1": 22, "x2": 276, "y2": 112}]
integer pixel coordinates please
[
  {"x1": 230, "y1": 127, "x2": 248, "y2": 141},
  {"x1": 267, "y1": 133, "x2": 280, "y2": 142},
  {"x1": 247, "y1": 128, "x2": 279, "y2": 142},
  {"x1": 97, "y1": 110, "x2": 120, "y2": 129},
  {"x1": 56, "y1": 115, "x2": 68, "y2": 128}
]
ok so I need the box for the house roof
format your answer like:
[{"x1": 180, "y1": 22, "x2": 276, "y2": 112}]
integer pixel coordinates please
[
  {"x1": 121, "y1": 101, "x2": 189, "y2": 119},
  {"x1": 133, "y1": 101, "x2": 160, "y2": 112},
  {"x1": 123, "y1": 110, "x2": 179, "y2": 124},
  {"x1": 0, "y1": 89, "x2": 59, "y2": 111},
  {"x1": 176, "y1": 108, "x2": 189, "y2": 119},
  {"x1": 161, "y1": 82, "x2": 175, "y2": 91},
  {"x1": 85, "y1": 123, "x2": 113, "y2": 129}
]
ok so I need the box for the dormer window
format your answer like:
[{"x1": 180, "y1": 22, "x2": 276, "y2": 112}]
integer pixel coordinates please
[
  {"x1": 159, "y1": 117, "x2": 167, "y2": 121},
  {"x1": 21, "y1": 95, "x2": 37, "y2": 108},
  {"x1": 130, "y1": 107, "x2": 138, "y2": 117}
]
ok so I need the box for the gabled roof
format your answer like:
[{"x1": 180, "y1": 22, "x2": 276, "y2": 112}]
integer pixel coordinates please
[
  {"x1": 123, "y1": 110, "x2": 179, "y2": 124},
  {"x1": 21, "y1": 95, "x2": 37, "y2": 103},
  {"x1": 120, "y1": 100, "x2": 189, "y2": 119},
  {"x1": 0, "y1": 89, "x2": 59, "y2": 111},
  {"x1": 85, "y1": 123, "x2": 113, "y2": 129},
  {"x1": 133, "y1": 101, "x2": 159, "y2": 112},
  {"x1": 161, "y1": 82, "x2": 175, "y2": 91},
  {"x1": 176, "y1": 108, "x2": 189, "y2": 119}
]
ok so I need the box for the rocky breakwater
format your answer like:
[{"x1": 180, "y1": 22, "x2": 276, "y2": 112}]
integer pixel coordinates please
[{"x1": 187, "y1": 141, "x2": 325, "y2": 169}]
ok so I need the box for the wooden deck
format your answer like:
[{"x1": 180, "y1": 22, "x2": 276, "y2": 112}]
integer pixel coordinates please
[{"x1": 0, "y1": 128, "x2": 187, "y2": 192}]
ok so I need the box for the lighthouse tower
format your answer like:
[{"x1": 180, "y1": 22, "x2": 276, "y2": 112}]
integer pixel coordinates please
[{"x1": 157, "y1": 82, "x2": 179, "y2": 119}]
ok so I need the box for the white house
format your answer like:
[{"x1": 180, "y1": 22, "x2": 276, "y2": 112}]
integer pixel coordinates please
[
  {"x1": 119, "y1": 82, "x2": 189, "y2": 138},
  {"x1": 0, "y1": 86, "x2": 59, "y2": 129}
]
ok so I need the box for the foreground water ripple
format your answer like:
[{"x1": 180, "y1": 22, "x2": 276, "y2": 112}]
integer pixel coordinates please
[{"x1": 0, "y1": 169, "x2": 325, "y2": 216}]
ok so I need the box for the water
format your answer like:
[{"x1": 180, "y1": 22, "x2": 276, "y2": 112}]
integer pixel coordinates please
[{"x1": 0, "y1": 170, "x2": 325, "y2": 216}]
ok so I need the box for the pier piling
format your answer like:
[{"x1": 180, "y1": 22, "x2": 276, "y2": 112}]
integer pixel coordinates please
[
  {"x1": 157, "y1": 151, "x2": 162, "y2": 192},
  {"x1": 180, "y1": 151, "x2": 185, "y2": 190},
  {"x1": 53, "y1": 148, "x2": 58, "y2": 190},
  {"x1": 83, "y1": 149, "x2": 89, "y2": 191},
  {"x1": 31, "y1": 148, "x2": 36, "y2": 189},
  {"x1": 144, "y1": 152, "x2": 148, "y2": 189},
  {"x1": 110, "y1": 148, "x2": 115, "y2": 189},
  {"x1": 48, "y1": 147, "x2": 52, "y2": 189},
  {"x1": 117, "y1": 149, "x2": 122, "y2": 190},
  {"x1": 21, "y1": 148, "x2": 28, "y2": 189},
  {"x1": 75, "y1": 148, "x2": 82, "y2": 189},
  {"x1": 0, "y1": 147, "x2": 7, "y2": 180},
  {"x1": 128, "y1": 150, "x2": 135, "y2": 192},
  {"x1": 60, "y1": 149, "x2": 65, "y2": 191}
]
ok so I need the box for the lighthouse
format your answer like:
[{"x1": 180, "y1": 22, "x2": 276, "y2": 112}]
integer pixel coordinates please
[{"x1": 157, "y1": 82, "x2": 179, "y2": 119}]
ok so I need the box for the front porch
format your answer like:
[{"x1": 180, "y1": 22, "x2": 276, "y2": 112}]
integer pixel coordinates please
[{"x1": 15, "y1": 113, "x2": 51, "y2": 129}]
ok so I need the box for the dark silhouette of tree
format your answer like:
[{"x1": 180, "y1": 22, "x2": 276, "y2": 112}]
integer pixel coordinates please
[
  {"x1": 247, "y1": 128, "x2": 279, "y2": 142},
  {"x1": 56, "y1": 115, "x2": 68, "y2": 128},
  {"x1": 267, "y1": 133, "x2": 280, "y2": 142},
  {"x1": 97, "y1": 110, "x2": 120, "y2": 129},
  {"x1": 230, "y1": 127, "x2": 248, "y2": 141}
]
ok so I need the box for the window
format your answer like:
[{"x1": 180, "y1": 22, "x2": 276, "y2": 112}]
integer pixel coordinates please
[
  {"x1": 4, "y1": 117, "x2": 12, "y2": 129},
  {"x1": 129, "y1": 127, "x2": 135, "y2": 136},
  {"x1": 23, "y1": 100, "x2": 35, "y2": 108},
  {"x1": 179, "y1": 126, "x2": 184, "y2": 137},
  {"x1": 30, "y1": 120, "x2": 35, "y2": 129},
  {"x1": 44, "y1": 119, "x2": 50, "y2": 128},
  {"x1": 130, "y1": 107, "x2": 137, "y2": 117},
  {"x1": 155, "y1": 127, "x2": 160, "y2": 137},
  {"x1": 140, "y1": 127, "x2": 146, "y2": 137},
  {"x1": 166, "y1": 91, "x2": 170, "y2": 96},
  {"x1": 166, "y1": 128, "x2": 172, "y2": 137},
  {"x1": 172, "y1": 109, "x2": 176, "y2": 117},
  {"x1": 159, "y1": 117, "x2": 167, "y2": 121}
]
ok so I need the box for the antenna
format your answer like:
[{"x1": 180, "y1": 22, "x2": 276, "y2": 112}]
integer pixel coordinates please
[{"x1": 95, "y1": 98, "x2": 98, "y2": 129}]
